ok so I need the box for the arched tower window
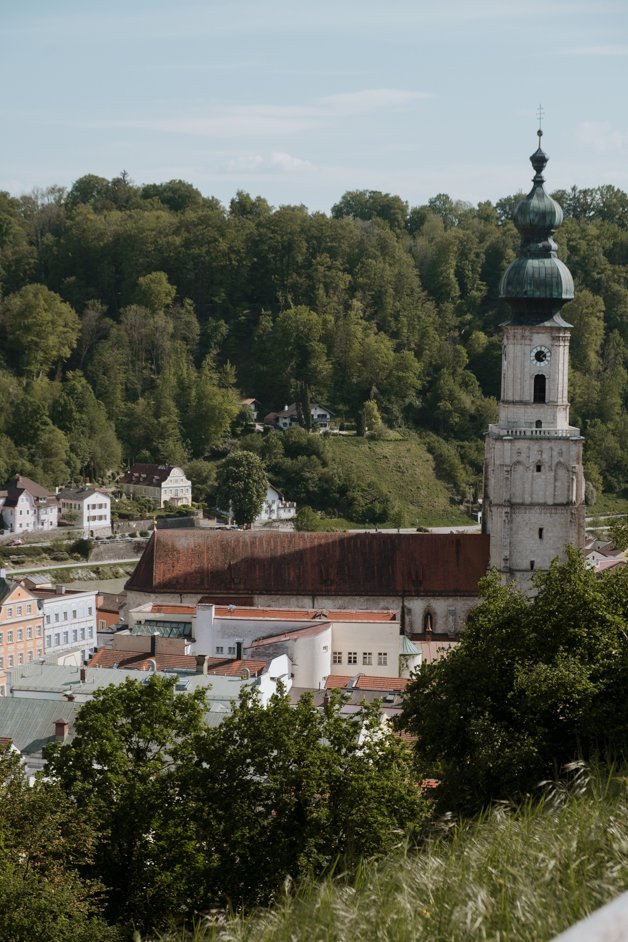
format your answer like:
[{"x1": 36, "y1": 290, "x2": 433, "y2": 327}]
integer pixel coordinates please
[
  {"x1": 423, "y1": 610, "x2": 434, "y2": 633},
  {"x1": 533, "y1": 374, "x2": 546, "y2": 403}
]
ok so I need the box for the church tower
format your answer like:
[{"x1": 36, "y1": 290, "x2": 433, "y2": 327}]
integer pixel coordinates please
[{"x1": 483, "y1": 129, "x2": 585, "y2": 587}]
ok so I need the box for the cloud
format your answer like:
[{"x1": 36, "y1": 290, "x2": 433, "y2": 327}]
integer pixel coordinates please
[
  {"x1": 223, "y1": 151, "x2": 316, "y2": 174},
  {"x1": 576, "y1": 121, "x2": 628, "y2": 154},
  {"x1": 82, "y1": 87, "x2": 429, "y2": 139},
  {"x1": 318, "y1": 89, "x2": 431, "y2": 114}
]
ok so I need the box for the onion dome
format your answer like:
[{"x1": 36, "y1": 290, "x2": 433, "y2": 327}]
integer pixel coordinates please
[{"x1": 500, "y1": 130, "x2": 574, "y2": 325}]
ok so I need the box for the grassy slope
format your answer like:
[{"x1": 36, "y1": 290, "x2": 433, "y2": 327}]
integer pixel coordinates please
[
  {"x1": 323, "y1": 433, "x2": 472, "y2": 527},
  {"x1": 161, "y1": 768, "x2": 627, "y2": 942}
]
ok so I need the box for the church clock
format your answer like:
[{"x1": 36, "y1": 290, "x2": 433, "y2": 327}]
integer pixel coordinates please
[{"x1": 530, "y1": 345, "x2": 551, "y2": 365}]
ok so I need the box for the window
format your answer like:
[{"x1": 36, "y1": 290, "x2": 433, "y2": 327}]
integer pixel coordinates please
[
  {"x1": 533, "y1": 374, "x2": 546, "y2": 404},
  {"x1": 36, "y1": 626, "x2": 41, "y2": 636},
  {"x1": 26, "y1": 604, "x2": 31, "y2": 614},
  {"x1": 227, "y1": 646, "x2": 236, "y2": 655},
  {"x1": 7, "y1": 631, "x2": 13, "y2": 643},
  {"x1": 17, "y1": 607, "x2": 22, "y2": 616},
  {"x1": 72, "y1": 610, "x2": 77, "y2": 619},
  {"x1": 63, "y1": 632, "x2": 69, "y2": 645},
  {"x1": 54, "y1": 613, "x2": 59, "y2": 623},
  {"x1": 63, "y1": 611, "x2": 68, "y2": 621},
  {"x1": 72, "y1": 629, "x2": 78, "y2": 643},
  {"x1": 27, "y1": 627, "x2": 32, "y2": 639},
  {"x1": 46, "y1": 614, "x2": 51, "y2": 625},
  {"x1": 80, "y1": 627, "x2": 85, "y2": 641},
  {"x1": 332, "y1": 651, "x2": 342, "y2": 664},
  {"x1": 530, "y1": 560, "x2": 535, "y2": 571},
  {"x1": 18, "y1": 653, "x2": 23, "y2": 665},
  {"x1": 0, "y1": 656, "x2": 3, "y2": 668},
  {"x1": 46, "y1": 635, "x2": 51, "y2": 648},
  {"x1": 536, "y1": 463, "x2": 542, "y2": 473},
  {"x1": 28, "y1": 651, "x2": 33, "y2": 662},
  {"x1": 538, "y1": 527, "x2": 544, "y2": 540},
  {"x1": 8, "y1": 656, "x2": 13, "y2": 668},
  {"x1": 362, "y1": 652, "x2": 373, "y2": 666},
  {"x1": 88, "y1": 607, "x2": 93, "y2": 616},
  {"x1": 7, "y1": 608, "x2": 12, "y2": 617},
  {"x1": 17, "y1": 629, "x2": 22, "y2": 642},
  {"x1": 377, "y1": 652, "x2": 388, "y2": 666},
  {"x1": 347, "y1": 651, "x2": 357, "y2": 665},
  {"x1": 216, "y1": 645, "x2": 224, "y2": 655},
  {"x1": 535, "y1": 420, "x2": 543, "y2": 429},
  {"x1": 54, "y1": 633, "x2": 60, "y2": 647}
]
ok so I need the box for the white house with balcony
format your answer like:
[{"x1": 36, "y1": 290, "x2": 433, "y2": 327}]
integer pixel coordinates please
[
  {"x1": 119, "y1": 464, "x2": 192, "y2": 508},
  {"x1": 57, "y1": 487, "x2": 111, "y2": 536},
  {"x1": 256, "y1": 484, "x2": 297, "y2": 524}
]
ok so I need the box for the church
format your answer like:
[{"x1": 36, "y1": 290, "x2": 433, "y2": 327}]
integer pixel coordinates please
[{"x1": 126, "y1": 132, "x2": 585, "y2": 632}]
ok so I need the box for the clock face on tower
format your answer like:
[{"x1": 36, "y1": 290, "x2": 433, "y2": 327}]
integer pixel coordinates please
[{"x1": 531, "y1": 345, "x2": 551, "y2": 366}]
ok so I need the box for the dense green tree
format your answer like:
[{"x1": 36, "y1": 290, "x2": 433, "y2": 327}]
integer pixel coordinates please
[
  {"x1": 1, "y1": 284, "x2": 79, "y2": 377},
  {"x1": 216, "y1": 450, "x2": 268, "y2": 526},
  {"x1": 399, "y1": 550, "x2": 628, "y2": 813},
  {"x1": 45, "y1": 676, "x2": 208, "y2": 932},
  {"x1": 192, "y1": 688, "x2": 429, "y2": 907},
  {"x1": 0, "y1": 743, "x2": 119, "y2": 942}
]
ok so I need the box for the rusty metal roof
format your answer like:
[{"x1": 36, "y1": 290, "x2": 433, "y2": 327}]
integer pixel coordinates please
[{"x1": 126, "y1": 530, "x2": 489, "y2": 598}]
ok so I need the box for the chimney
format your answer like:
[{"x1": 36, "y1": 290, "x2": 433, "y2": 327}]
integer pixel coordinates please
[
  {"x1": 150, "y1": 632, "x2": 159, "y2": 656},
  {"x1": 195, "y1": 654, "x2": 209, "y2": 675},
  {"x1": 54, "y1": 719, "x2": 69, "y2": 741},
  {"x1": 56, "y1": 585, "x2": 66, "y2": 595}
]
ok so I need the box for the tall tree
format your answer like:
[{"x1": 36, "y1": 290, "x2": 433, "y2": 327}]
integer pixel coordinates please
[
  {"x1": 1, "y1": 284, "x2": 79, "y2": 378},
  {"x1": 216, "y1": 450, "x2": 268, "y2": 526}
]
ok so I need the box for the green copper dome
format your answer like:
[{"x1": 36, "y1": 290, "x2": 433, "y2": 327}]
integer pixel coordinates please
[{"x1": 500, "y1": 131, "x2": 574, "y2": 324}]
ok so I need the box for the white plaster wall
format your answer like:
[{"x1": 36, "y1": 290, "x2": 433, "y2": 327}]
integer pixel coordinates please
[{"x1": 331, "y1": 620, "x2": 400, "y2": 676}]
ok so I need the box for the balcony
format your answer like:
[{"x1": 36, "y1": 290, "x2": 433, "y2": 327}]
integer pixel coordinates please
[{"x1": 487, "y1": 425, "x2": 582, "y2": 440}]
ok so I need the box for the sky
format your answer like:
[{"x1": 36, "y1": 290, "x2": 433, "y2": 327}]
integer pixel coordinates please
[{"x1": 1, "y1": 0, "x2": 628, "y2": 214}]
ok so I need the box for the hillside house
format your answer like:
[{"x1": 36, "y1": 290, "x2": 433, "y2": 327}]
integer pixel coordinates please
[
  {"x1": 263, "y1": 402, "x2": 334, "y2": 432},
  {"x1": 256, "y1": 483, "x2": 297, "y2": 524},
  {"x1": 0, "y1": 475, "x2": 58, "y2": 534},
  {"x1": 57, "y1": 487, "x2": 111, "y2": 536},
  {"x1": 119, "y1": 464, "x2": 192, "y2": 507}
]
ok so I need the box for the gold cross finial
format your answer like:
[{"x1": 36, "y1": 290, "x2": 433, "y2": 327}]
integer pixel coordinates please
[{"x1": 537, "y1": 104, "x2": 544, "y2": 140}]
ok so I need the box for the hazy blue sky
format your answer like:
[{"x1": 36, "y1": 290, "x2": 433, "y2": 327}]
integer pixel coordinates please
[{"x1": 2, "y1": 1, "x2": 627, "y2": 212}]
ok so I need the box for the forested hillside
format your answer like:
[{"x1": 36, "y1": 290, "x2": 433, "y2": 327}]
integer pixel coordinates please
[{"x1": 0, "y1": 176, "x2": 627, "y2": 511}]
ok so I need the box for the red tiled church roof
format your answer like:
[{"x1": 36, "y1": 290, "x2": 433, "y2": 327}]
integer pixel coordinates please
[{"x1": 126, "y1": 530, "x2": 489, "y2": 599}]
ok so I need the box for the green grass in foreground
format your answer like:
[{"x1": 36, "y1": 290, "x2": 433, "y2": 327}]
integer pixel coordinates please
[{"x1": 155, "y1": 765, "x2": 627, "y2": 942}]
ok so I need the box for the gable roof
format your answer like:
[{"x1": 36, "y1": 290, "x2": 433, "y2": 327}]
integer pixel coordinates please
[
  {"x1": 0, "y1": 475, "x2": 57, "y2": 508},
  {"x1": 325, "y1": 674, "x2": 409, "y2": 692},
  {"x1": 0, "y1": 699, "x2": 81, "y2": 757},
  {"x1": 57, "y1": 487, "x2": 110, "y2": 502},
  {"x1": 119, "y1": 464, "x2": 184, "y2": 486},
  {"x1": 126, "y1": 529, "x2": 490, "y2": 599}
]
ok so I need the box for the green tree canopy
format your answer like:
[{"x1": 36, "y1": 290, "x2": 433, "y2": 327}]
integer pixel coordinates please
[
  {"x1": 1, "y1": 284, "x2": 80, "y2": 377},
  {"x1": 398, "y1": 550, "x2": 628, "y2": 813},
  {"x1": 216, "y1": 450, "x2": 268, "y2": 526}
]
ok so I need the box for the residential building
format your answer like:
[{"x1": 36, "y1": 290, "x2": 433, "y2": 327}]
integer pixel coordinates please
[
  {"x1": 240, "y1": 398, "x2": 263, "y2": 422},
  {"x1": 263, "y1": 401, "x2": 334, "y2": 432},
  {"x1": 0, "y1": 475, "x2": 58, "y2": 534},
  {"x1": 255, "y1": 483, "x2": 297, "y2": 524},
  {"x1": 0, "y1": 698, "x2": 80, "y2": 780},
  {"x1": 57, "y1": 487, "x2": 111, "y2": 536},
  {"x1": 0, "y1": 573, "x2": 44, "y2": 695},
  {"x1": 30, "y1": 586, "x2": 98, "y2": 666},
  {"x1": 119, "y1": 464, "x2": 192, "y2": 507}
]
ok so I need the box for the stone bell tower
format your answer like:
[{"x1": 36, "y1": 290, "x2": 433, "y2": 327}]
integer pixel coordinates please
[{"x1": 483, "y1": 129, "x2": 586, "y2": 587}]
